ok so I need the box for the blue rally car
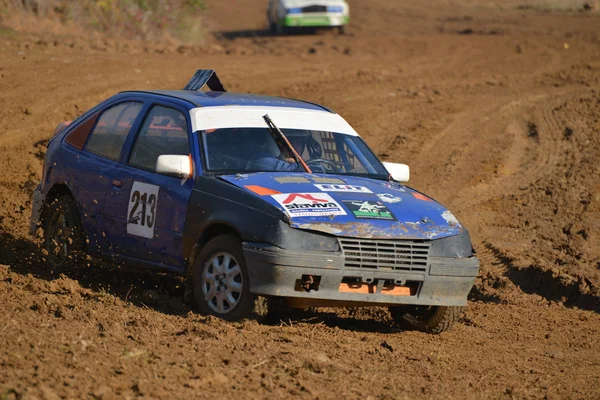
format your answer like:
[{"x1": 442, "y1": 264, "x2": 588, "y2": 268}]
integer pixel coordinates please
[{"x1": 30, "y1": 70, "x2": 479, "y2": 333}]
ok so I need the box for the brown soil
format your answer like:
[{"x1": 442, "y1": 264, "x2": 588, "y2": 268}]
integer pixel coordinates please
[{"x1": 1, "y1": 1, "x2": 600, "y2": 398}]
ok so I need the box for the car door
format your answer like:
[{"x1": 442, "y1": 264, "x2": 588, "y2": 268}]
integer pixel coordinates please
[
  {"x1": 102, "y1": 101, "x2": 195, "y2": 270},
  {"x1": 68, "y1": 100, "x2": 144, "y2": 254}
]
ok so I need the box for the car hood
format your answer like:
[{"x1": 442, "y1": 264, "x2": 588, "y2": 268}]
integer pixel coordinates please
[{"x1": 220, "y1": 172, "x2": 463, "y2": 240}]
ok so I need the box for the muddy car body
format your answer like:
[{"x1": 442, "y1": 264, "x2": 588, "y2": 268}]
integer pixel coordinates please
[{"x1": 30, "y1": 71, "x2": 479, "y2": 333}]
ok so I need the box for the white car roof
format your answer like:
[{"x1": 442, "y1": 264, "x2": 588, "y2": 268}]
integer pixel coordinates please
[{"x1": 189, "y1": 106, "x2": 359, "y2": 136}]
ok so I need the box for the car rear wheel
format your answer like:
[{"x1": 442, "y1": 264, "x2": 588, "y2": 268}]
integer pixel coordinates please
[
  {"x1": 192, "y1": 235, "x2": 266, "y2": 321},
  {"x1": 389, "y1": 305, "x2": 463, "y2": 334},
  {"x1": 43, "y1": 195, "x2": 85, "y2": 268}
]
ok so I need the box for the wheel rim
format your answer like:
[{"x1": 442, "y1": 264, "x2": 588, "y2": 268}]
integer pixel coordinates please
[
  {"x1": 47, "y1": 210, "x2": 72, "y2": 265},
  {"x1": 202, "y1": 252, "x2": 243, "y2": 314}
]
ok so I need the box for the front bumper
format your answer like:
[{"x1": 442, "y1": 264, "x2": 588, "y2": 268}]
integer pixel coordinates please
[
  {"x1": 281, "y1": 13, "x2": 349, "y2": 27},
  {"x1": 29, "y1": 184, "x2": 44, "y2": 236},
  {"x1": 243, "y1": 242, "x2": 479, "y2": 307}
]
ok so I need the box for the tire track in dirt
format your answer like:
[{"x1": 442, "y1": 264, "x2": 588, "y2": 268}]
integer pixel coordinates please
[
  {"x1": 402, "y1": 79, "x2": 600, "y2": 309},
  {"x1": 474, "y1": 91, "x2": 599, "y2": 307}
]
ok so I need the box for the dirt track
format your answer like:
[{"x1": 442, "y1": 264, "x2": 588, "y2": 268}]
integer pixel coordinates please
[{"x1": 1, "y1": 0, "x2": 600, "y2": 398}]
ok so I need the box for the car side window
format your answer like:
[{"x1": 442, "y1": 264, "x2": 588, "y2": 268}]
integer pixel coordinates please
[
  {"x1": 128, "y1": 105, "x2": 190, "y2": 172},
  {"x1": 85, "y1": 102, "x2": 143, "y2": 161}
]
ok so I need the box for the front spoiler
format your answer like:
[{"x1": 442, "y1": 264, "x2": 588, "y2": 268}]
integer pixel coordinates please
[
  {"x1": 282, "y1": 14, "x2": 349, "y2": 27},
  {"x1": 243, "y1": 242, "x2": 479, "y2": 307}
]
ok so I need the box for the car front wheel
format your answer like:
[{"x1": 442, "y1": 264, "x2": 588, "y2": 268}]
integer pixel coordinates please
[
  {"x1": 389, "y1": 305, "x2": 463, "y2": 334},
  {"x1": 192, "y1": 235, "x2": 264, "y2": 321}
]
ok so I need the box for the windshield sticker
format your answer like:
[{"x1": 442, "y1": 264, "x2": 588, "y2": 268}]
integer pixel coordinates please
[
  {"x1": 314, "y1": 184, "x2": 373, "y2": 193},
  {"x1": 342, "y1": 200, "x2": 397, "y2": 221},
  {"x1": 377, "y1": 193, "x2": 402, "y2": 204},
  {"x1": 271, "y1": 193, "x2": 347, "y2": 217},
  {"x1": 274, "y1": 176, "x2": 311, "y2": 183},
  {"x1": 127, "y1": 181, "x2": 159, "y2": 239}
]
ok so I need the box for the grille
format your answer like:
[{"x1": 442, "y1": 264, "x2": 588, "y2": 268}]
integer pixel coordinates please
[
  {"x1": 301, "y1": 5, "x2": 327, "y2": 13},
  {"x1": 339, "y1": 238, "x2": 431, "y2": 272}
]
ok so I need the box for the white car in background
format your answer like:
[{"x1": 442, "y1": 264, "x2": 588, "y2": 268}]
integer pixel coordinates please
[{"x1": 267, "y1": 0, "x2": 350, "y2": 34}]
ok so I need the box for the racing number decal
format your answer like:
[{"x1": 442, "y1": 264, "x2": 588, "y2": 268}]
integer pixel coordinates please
[
  {"x1": 129, "y1": 192, "x2": 157, "y2": 226},
  {"x1": 127, "y1": 182, "x2": 160, "y2": 239}
]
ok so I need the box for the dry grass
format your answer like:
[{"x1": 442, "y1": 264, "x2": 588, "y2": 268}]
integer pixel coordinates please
[
  {"x1": 440, "y1": 0, "x2": 598, "y2": 12},
  {"x1": 518, "y1": 0, "x2": 599, "y2": 11},
  {"x1": 0, "y1": 0, "x2": 206, "y2": 44}
]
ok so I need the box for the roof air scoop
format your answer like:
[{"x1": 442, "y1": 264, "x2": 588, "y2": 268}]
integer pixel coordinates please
[{"x1": 183, "y1": 69, "x2": 227, "y2": 92}]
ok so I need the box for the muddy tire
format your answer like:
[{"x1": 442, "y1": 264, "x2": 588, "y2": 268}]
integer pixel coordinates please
[
  {"x1": 42, "y1": 195, "x2": 85, "y2": 268},
  {"x1": 191, "y1": 234, "x2": 266, "y2": 322},
  {"x1": 389, "y1": 305, "x2": 463, "y2": 334}
]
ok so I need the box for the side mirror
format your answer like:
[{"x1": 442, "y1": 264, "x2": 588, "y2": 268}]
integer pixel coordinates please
[
  {"x1": 156, "y1": 155, "x2": 192, "y2": 179},
  {"x1": 382, "y1": 162, "x2": 410, "y2": 182}
]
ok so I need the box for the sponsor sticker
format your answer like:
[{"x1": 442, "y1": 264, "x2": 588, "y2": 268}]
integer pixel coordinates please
[
  {"x1": 342, "y1": 200, "x2": 397, "y2": 221},
  {"x1": 271, "y1": 193, "x2": 347, "y2": 217},
  {"x1": 381, "y1": 181, "x2": 406, "y2": 192},
  {"x1": 275, "y1": 176, "x2": 310, "y2": 184},
  {"x1": 377, "y1": 193, "x2": 402, "y2": 204},
  {"x1": 314, "y1": 184, "x2": 373, "y2": 193},
  {"x1": 127, "y1": 181, "x2": 159, "y2": 239},
  {"x1": 441, "y1": 210, "x2": 461, "y2": 226},
  {"x1": 412, "y1": 192, "x2": 433, "y2": 202}
]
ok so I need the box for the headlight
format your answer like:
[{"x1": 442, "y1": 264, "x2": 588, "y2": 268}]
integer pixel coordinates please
[
  {"x1": 429, "y1": 230, "x2": 474, "y2": 258},
  {"x1": 264, "y1": 220, "x2": 341, "y2": 252}
]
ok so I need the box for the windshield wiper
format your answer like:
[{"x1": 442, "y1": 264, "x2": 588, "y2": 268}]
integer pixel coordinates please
[{"x1": 262, "y1": 114, "x2": 312, "y2": 173}]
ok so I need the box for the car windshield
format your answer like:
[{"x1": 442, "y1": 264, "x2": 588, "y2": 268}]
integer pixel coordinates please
[{"x1": 201, "y1": 128, "x2": 389, "y2": 179}]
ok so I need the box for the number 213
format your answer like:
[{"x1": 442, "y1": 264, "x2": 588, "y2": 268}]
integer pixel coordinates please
[{"x1": 128, "y1": 190, "x2": 157, "y2": 228}]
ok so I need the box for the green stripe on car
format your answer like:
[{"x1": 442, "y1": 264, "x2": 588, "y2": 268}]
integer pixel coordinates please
[{"x1": 282, "y1": 15, "x2": 349, "y2": 27}]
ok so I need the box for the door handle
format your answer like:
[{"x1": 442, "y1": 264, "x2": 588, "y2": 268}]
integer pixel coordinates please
[{"x1": 112, "y1": 179, "x2": 123, "y2": 188}]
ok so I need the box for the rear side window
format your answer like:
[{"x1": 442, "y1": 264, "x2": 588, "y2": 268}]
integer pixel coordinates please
[
  {"x1": 85, "y1": 102, "x2": 143, "y2": 161},
  {"x1": 128, "y1": 105, "x2": 190, "y2": 172}
]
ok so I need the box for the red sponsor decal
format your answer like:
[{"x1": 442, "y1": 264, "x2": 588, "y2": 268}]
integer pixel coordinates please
[
  {"x1": 412, "y1": 192, "x2": 433, "y2": 202},
  {"x1": 245, "y1": 185, "x2": 281, "y2": 196},
  {"x1": 282, "y1": 193, "x2": 329, "y2": 204}
]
